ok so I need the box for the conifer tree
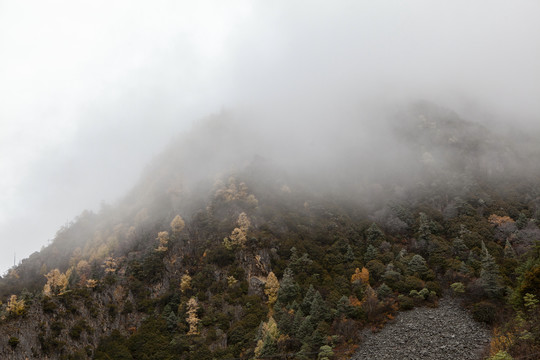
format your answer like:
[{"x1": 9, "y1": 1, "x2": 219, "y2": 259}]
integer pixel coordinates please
[
  {"x1": 364, "y1": 244, "x2": 379, "y2": 263},
  {"x1": 418, "y1": 212, "x2": 432, "y2": 241},
  {"x1": 504, "y1": 239, "x2": 516, "y2": 258},
  {"x1": 408, "y1": 254, "x2": 428, "y2": 277},
  {"x1": 292, "y1": 309, "x2": 304, "y2": 334},
  {"x1": 480, "y1": 247, "x2": 501, "y2": 298},
  {"x1": 301, "y1": 285, "x2": 317, "y2": 313},
  {"x1": 277, "y1": 268, "x2": 298, "y2": 304},
  {"x1": 254, "y1": 317, "x2": 279, "y2": 359},
  {"x1": 366, "y1": 223, "x2": 385, "y2": 245},
  {"x1": 296, "y1": 315, "x2": 314, "y2": 341},
  {"x1": 309, "y1": 290, "x2": 327, "y2": 323}
]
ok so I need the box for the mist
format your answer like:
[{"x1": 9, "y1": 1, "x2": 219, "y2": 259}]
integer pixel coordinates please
[{"x1": 1, "y1": 0, "x2": 540, "y2": 273}]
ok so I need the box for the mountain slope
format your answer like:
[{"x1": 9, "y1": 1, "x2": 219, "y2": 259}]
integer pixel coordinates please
[{"x1": 0, "y1": 103, "x2": 539, "y2": 360}]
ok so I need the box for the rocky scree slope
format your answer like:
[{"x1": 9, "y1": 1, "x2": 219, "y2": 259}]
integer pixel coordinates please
[{"x1": 352, "y1": 298, "x2": 491, "y2": 360}]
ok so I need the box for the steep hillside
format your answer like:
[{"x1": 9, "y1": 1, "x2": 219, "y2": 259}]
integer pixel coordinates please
[{"x1": 0, "y1": 103, "x2": 539, "y2": 360}]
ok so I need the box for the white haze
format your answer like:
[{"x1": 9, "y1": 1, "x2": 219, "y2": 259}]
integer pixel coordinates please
[{"x1": 1, "y1": 0, "x2": 539, "y2": 273}]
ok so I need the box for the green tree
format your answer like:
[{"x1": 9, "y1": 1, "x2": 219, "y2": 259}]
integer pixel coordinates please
[
  {"x1": 318, "y1": 345, "x2": 334, "y2": 360},
  {"x1": 480, "y1": 247, "x2": 501, "y2": 298},
  {"x1": 408, "y1": 254, "x2": 428, "y2": 277},
  {"x1": 366, "y1": 223, "x2": 385, "y2": 245},
  {"x1": 277, "y1": 268, "x2": 298, "y2": 304},
  {"x1": 417, "y1": 212, "x2": 433, "y2": 242},
  {"x1": 254, "y1": 317, "x2": 280, "y2": 359},
  {"x1": 364, "y1": 244, "x2": 379, "y2": 263},
  {"x1": 309, "y1": 290, "x2": 327, "y2": 323}
]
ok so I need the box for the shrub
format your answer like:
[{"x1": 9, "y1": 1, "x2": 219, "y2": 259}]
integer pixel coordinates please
[
  {"x1": 472, "y1": 301, "x2": 497, "y2": 324},
  {"x1": 450, "y1": 282, "x2": 465, "y2": 295},
  {"x1": 488, "y1": 351, "x2": 514, "y2": 360},
  {"x1": 398, "y1": 295, "x2": 414, "y2": 310},
  {"x1": 8, "y1": 336, "x2": 19, "y2": 348},
  {"x1": 42, "y1": 296, "x2": 57, "y2": 313}
]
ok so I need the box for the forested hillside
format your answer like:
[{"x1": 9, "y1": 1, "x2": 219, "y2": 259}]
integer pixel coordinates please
[{"x1": 0, "y1": 103, "x2": 539, "y2": 360}]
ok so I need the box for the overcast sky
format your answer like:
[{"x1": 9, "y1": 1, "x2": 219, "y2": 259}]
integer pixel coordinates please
[{"x1": 1, "y1": 0, "x2": 539, "y2": 274}]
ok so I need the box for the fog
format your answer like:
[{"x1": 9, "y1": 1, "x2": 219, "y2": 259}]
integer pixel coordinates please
[{"x1": 1, "y1": 0, "x2": 539, "y2": 273}]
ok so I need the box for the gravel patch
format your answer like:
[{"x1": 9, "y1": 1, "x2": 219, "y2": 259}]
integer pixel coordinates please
[{"x1": 351, "y1": 298, "x2": 492, "y2": 360}]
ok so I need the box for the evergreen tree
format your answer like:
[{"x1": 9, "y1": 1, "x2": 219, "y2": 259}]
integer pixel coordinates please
[
  {"x1": 296, "y1": 315, "x2": 314, "y2": 341},
  {"x1": 337, "y1": 295, "x2": 352, "y2": 317},
  {"x1": 166, "y1": 311, "x2": 177, "y2": 332},
  {"x1": 366, "y1": 223, "x2": 385, "y2": 245},
  {"x1": 301, "y1": 285, "x2": 317, "y2": 314},
  {"x1": 418, "y1": 212, "x2": 432, "y2": 242},
  {"x1": 318, "y1": 345, "x2": 334, "y2": 360},
  {"x1": 345, "y1": 244, "x2": 355, "y2": 262},
  {"x1": 364, "y1": 244, "x2": 379, "y2": 263},
  {"x1": 516, "y1": 212, "x2": 528, "y2": 230},
  {"x1": 480, "y1": 248, "x2": 501, "y2": 298},
  {"x1": 277, "y1": 268, "x2": 299, "y2": 304},
  {"x1": 504, "y1": 239, "x2": 516, "y2": 258},
  {"x1": 452, "y1": 238, "x2": 469, "y2": 260},
  {"x1": 309, "y1": 290, "x2": 327, "y2": 323},
  {"x1": 254, "y1": 317, "x2": 280, "y2": 359},
  {"x1": 292, "y1": 309, "x2": 304, "y2": 334},
  {"x1": 408, "y1": 254, "x2": 428, "y2": 277},
  {"x1": 377, "y1": 283, "x2": 392, "y2": 299}
]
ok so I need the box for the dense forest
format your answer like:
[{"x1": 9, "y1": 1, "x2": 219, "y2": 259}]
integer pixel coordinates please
[{"x1": 0, "y1": 103, "x2": 539, "y2": 360}]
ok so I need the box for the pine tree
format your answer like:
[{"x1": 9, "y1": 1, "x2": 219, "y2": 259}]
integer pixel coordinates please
[
  {"x1": 516, "y1": 213, "x2": 528, "y2": 230},
  {"x1": 296, "y1": 315, "x2": 314, "y2": 341},
  {"x1": 452, "y1": 238, "x2": 469, "y2": 260},
  {"x1": 292, "y1": 309, "x2": 304, "y2": 334},
  {"x1": 418, "y1": 212, "x2": 432, "y2": 242},
  {"x1": 309, "y1": 290, "x2": 327, "y2": 323},
  {"x1": 504, "y1": 239, "x2": 516, "y2": 258},
  {"x1": 377, "y1": 283, "x2": 392, "y2": 299},
  {"x1": 345, "y1": 244, "x2": 355, "y2": 262},
  {"x1": 337, "y1": 295, "x2": 352, "y2": 317},
  {"x1": 301, "y1": 285, "x2": 317, "y2": 313},
  {"x1": 254, "y1": 317, "x2": 280, "y2": 359},
  {"x1": 318, "y1": 345, "x2": 334, "y2": 360},
  {"x1": 366, "y1": 223, "x2": 385, "y2": 245},
  {"x1": 277, "y1": 268, "x2": 298, "y2": 304},
  {"x1": 166, "y1": 310, "x2": 178, "y2": 332},
  {"x1": 480, "y1": 248, "x2": 501, "y2": 298},
  {"x1": 364, "y1": 244, "x2": 379, "y2": 263},
  {"x1": 408, "y1": 254, "x2": 428, "y2": 277}
]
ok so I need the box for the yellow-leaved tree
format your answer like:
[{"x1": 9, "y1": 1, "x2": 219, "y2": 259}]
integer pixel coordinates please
[
  {"x1": 155, "y1": 231, "x2": 169, "y2": 252},
  {"x1": 180, "y1": 273, "x2": 192, "y2": 293},
  {"x1": 351, "y1": 267, "x2": 369, "y2": 285},
  {"x1": 223, "y1": 212, "x2": 251, "y2": 250},
  {"x1": 43, "y1": 269, "x2": 68, "y2": 296},
  {"x1": 170, "y1": 215, "x2": 185, "y2": 235},
  {"x1": 186, "y1": 297, "x2": 200, "y2": 335},
  {"x1": 264, "y1": 272, "x2": 280, "y2": 306},
  {"x1": 6, "y1": 295, "x2": 25, "y2": 316}
]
